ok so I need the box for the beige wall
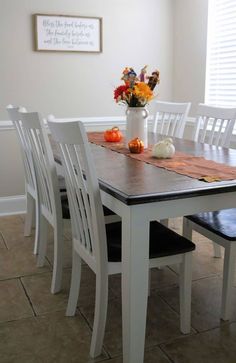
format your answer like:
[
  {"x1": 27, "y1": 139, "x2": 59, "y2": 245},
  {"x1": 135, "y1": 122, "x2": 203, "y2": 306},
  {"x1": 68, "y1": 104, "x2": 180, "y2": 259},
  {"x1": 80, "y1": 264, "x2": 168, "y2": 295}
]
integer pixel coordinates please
[
  {"x1": 173, "y1": 0, "x2": 209, "y2": 115},
  {"x1": 0, "y1": 0, "x2": 174, "y2": 197},
  {"x1": 0, "y1": 0, "x2": 211, "y2": 198},
  {"x1": 0, "y1": 0, "x2": 173, "y2": 120},
  {"x1": 0, "y1": 131, "x2": 25, "y2": 196}
]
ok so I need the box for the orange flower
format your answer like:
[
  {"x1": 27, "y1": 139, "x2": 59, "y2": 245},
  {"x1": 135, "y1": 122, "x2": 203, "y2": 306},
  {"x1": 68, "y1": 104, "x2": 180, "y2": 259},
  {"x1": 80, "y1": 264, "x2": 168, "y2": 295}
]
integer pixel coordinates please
[
  {"x1": 113, "y1": 66, "x2": 159, "y2": 107},
  {"x1": 133, "y1": 82, "x2": 153, "y2": 102}
]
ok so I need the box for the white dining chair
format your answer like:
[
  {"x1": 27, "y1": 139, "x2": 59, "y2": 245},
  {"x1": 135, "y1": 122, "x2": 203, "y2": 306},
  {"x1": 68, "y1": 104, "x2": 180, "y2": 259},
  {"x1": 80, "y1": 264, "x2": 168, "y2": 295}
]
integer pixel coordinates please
[
  {"x1": 6, "y1": 105, "x2": 40, "y2": 255},
  {"x1": 18, "y1": 109, "x2": 71, "y2": 294},
  {"x1": 183, "y1": 103, "x2": 236, "y2": 320},
  {"x1": 47, "y1": 114, "x2": 122, "y2": 227},
  {"x1": 192, "y1": 103, "x2": 236, "y2": 147},
  {"x1": 152, "y1": 101, "x2": 191, "y2": 228},
  {"x1": 152, "y1": 100, "x2": 191, "y2": 138},
  {"x1": 48, "y1": 119, "x2": 196, "y2": 358}
]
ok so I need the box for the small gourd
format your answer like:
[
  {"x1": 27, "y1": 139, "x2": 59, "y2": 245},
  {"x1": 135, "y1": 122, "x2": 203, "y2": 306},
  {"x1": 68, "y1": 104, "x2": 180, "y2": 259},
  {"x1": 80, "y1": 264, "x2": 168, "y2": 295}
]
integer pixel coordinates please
[
  {"x1": 128, "y1": 137, "x2": 144, "y2": 154},
  {"x1": 104, "y1": 127, "x2": 123, "y2": 142},
  {"x1": 152, "y1": 137, "x2": 175, "y2": 159}
]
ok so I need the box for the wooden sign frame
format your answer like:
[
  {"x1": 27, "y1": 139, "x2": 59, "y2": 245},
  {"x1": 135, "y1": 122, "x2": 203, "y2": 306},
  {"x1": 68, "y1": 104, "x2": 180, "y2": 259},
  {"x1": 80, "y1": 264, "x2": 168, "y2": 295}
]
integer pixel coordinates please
[{"x1": 34, "y1": 14, "x2": 102, "y2": 53}]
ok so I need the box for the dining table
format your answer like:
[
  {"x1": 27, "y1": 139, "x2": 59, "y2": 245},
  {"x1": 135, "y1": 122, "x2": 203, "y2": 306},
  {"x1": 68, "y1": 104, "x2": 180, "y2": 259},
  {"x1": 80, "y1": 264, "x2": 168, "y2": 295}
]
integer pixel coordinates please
[{"x1": 54, "y1": 127, "x2": 236, "y2": 363}]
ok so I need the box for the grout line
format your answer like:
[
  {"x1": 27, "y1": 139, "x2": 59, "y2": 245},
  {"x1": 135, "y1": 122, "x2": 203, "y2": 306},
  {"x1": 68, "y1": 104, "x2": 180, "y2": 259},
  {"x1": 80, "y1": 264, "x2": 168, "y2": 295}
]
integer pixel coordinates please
[
  {"x1": 78, "y1": 306, "x2": 112, "y2": 359},
  {"x1": 45, "y1": 255, "x2": 53, "y2": 267},
  {"x1": 19, "y1": 278, "x2": 37, "y2": 317},
  {"x1": 0, "y1": 270, "x2": 52, "y2": 282},
  {"x1": 0, "y1": 231, "x2": 9, "y2": 250},
  {"x1": 158, "y1": 345, "x2": 175, "y2": 363}
]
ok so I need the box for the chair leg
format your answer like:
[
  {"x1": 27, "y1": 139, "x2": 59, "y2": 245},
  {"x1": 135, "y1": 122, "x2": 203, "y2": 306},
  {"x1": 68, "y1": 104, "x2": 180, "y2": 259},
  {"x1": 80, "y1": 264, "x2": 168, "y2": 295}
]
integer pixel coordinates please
[
  {"x1": 221, "y1": 244, "x2": 236, "y2": 321},
  {"x1": 158, "y1": 220, "x2": 169, "y2": 271},
  {"x1": 33, "y1": 195, "x2": 40, "y2": 255},
  {"x1": 212, "y1": 242, "x2": 222, "y2": 258},
  {"x1": 24, "y1": 192, "x2": 34, "y2": 237},
  {"x1": 182, "y1": 217, "x2": 192, "y2": 240},
  {"x1": 179, "y1": 252, "x2": 192, "y2": 334},
  {"x1": 37, "y1": 214, "x2": 48, "y2": 267},
  {"x1": 51, "y1": 220, "x2": 64, "y2": 294},
  {"x1": 148, "y1": 269, "x2": 151, "y2": 296},
  {"x1": 66, "y1": 249, "x2": 82, "y2": 316},
  {"x1": 90, "y1": 273, "x2": 108, "y2": 358}
]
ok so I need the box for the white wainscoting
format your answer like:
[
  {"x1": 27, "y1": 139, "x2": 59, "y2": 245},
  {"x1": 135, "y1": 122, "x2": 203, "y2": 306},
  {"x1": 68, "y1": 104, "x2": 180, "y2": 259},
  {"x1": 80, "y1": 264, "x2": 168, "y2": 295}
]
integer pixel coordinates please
[{"x1": 0, "y1": 195, "x2": 26, "y2": 216}]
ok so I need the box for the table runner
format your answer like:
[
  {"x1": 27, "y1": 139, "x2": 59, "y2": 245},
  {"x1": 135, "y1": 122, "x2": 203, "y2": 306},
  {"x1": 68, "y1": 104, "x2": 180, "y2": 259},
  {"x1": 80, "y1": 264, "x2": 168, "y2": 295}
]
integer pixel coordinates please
[{"x1": 88, "y1": 132, "x2": 236, "y2": 182}]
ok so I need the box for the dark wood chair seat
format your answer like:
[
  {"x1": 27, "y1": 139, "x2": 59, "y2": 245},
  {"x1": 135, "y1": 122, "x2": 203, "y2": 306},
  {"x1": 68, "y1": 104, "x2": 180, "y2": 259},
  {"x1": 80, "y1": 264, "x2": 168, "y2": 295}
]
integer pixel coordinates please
[
  {"x1": 106, "y1": 221, "x2": 195, "y2": 262},
  {"x1": 186, "y1": 209, "x2": 236, "y2": 241}
]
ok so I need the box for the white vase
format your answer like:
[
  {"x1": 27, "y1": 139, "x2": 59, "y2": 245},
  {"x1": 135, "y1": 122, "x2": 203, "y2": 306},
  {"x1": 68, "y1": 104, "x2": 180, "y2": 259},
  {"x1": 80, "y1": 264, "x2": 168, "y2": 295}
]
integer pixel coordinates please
[{"x1": 125, "y1": 107, "x2": 149, "y2": 148}]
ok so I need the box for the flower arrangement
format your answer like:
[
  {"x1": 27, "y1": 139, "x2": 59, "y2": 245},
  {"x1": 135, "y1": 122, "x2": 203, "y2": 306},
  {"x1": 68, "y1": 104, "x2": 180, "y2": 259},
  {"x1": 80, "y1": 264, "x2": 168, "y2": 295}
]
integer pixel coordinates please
[{"x1": 114, "y1": 66, "x2": 160, "y2": 107}]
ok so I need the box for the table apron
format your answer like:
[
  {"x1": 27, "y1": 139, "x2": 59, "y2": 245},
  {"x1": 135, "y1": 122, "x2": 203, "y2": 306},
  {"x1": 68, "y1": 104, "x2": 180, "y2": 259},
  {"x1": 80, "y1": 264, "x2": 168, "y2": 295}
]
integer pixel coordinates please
[{"x1": 101, "y1": 190, "x2": 236, "y2": 220}]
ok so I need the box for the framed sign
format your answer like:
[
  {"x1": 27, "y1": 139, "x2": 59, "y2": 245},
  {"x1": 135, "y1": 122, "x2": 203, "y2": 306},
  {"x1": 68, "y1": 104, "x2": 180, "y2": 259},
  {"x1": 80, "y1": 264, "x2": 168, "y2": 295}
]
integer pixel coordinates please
[{"x1": 34, "y1": 14, "x2": 102, "y2": 53}]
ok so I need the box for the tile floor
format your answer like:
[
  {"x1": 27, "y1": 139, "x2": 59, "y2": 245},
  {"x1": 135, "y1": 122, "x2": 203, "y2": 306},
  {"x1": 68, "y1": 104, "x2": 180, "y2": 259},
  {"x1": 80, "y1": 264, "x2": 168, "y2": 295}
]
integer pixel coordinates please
[{"x1": 1, "y1": 215, "x2": 236, "y2": 363}]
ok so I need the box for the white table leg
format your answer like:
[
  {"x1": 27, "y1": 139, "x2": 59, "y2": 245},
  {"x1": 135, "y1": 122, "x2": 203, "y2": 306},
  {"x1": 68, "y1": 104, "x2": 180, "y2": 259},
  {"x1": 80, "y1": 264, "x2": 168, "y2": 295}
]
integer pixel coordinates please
[{"x1": 121, "y1": 206, "x2": 150, "y2": 363}]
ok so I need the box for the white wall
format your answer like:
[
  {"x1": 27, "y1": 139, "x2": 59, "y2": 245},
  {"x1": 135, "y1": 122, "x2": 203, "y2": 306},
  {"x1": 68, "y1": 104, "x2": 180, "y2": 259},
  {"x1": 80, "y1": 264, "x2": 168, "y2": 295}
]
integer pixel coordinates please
[
  {"x1": 0, "y1": 0, "x2": 212, "y2": 201},
  {"x1": 0, "y1": 130, "x2": 25, "y2": 196},
  {"x1": 173, "y1": 0, "x2": 209, "y2": 115},
  {"x1": 0, "y1": 0, "x2": 174, "y2": 197},
  {"x1": 0, "y1": 0, "x2": 173, "y2": 120}
]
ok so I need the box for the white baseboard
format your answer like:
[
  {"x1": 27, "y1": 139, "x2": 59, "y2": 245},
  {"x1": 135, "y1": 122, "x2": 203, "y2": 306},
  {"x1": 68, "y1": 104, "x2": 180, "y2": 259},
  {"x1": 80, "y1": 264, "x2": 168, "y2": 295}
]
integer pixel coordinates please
[{"x1": 0, "y1": 195, "x2": 26, "y2": 216}]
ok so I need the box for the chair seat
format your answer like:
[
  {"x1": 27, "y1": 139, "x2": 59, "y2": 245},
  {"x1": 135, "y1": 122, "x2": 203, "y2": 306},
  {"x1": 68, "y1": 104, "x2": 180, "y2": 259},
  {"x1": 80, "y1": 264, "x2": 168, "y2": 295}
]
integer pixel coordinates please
[
  {"x1": 186, "y1": 209, "x2": 236, "y2": 241},
  {"x1": 106, "y1": 221, "x2": 195, "y2": 262}
]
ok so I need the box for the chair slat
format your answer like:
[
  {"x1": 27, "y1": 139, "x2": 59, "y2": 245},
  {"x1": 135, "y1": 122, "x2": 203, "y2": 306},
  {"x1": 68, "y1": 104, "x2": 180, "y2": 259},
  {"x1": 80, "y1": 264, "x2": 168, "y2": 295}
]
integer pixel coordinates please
[
  {"x1": 152, "y1": 101, "x2": 191, "y2": 138},
  {"x1": 193, "y1": 103, "x2": 236, "y2": 147}
]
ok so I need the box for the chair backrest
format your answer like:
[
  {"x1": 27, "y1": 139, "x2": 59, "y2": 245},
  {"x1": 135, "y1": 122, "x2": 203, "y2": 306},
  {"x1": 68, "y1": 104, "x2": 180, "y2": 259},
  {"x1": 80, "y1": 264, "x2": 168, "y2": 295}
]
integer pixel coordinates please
[
  {"x1": 48, "y1": 119, "x2": 108, "y2": 271},
  {"x1": 152, "y1": 101, "x2": 191, "y2": 138},
  {"x1": 193, "y1": 103, "x2": 236, "y2": 147},
  {"x1": 19, "y1": 110, "x2": 62, "y2": 225},
  {"x1": 6, "y1": 105, "x2": 37, "y2": 196}
]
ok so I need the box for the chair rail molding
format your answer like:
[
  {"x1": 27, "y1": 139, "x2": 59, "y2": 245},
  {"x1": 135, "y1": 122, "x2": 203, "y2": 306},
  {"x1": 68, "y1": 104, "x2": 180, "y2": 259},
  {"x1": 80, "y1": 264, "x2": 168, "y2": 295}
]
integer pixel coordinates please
[
  {"x1": 0, "y1": 118, "x2": 128, "y2": 131},
  {"x1": 0, "y1": 195, "x2": 26, "y2": 216},
  {"x1": 0, "y1": 116, "x2": 193, "y2": 131}
]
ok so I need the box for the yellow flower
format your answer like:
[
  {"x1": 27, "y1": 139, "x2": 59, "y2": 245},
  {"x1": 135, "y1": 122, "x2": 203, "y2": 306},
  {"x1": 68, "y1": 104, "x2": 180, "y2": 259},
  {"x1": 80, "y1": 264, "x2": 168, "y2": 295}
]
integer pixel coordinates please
[{"x1": 133, "y1": 82, "x2": 153, "y2": 102}]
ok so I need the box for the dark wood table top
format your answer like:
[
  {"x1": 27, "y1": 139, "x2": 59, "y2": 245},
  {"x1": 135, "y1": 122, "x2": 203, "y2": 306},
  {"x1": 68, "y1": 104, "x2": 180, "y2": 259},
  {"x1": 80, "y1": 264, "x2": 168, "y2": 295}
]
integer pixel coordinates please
[{"x1": 89, "y1": 133, "x2": 236, "y2": 205}]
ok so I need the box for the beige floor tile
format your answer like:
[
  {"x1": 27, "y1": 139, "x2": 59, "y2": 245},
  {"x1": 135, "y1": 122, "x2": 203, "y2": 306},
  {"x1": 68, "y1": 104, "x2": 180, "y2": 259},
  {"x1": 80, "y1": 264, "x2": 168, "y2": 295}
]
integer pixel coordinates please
[
  {"x1": 21, "y1": 265, "x2": 106, "y2": 315},
  {"x1": 161, "y1": 322, "x2": 236, "y2": 363},
  {"x1": 0, "y1": 215, "x2": 24, "y2": 229},
  {"x1": 0, "y1": 215, "x2": 36, "y2": 249},
  {"x1": 80, "y1": 292, "x2": 192, "y2": 358},
  {"x1": 0, "y1": 232, "x2": 7, "y2": 249},
  {"x1": 168, "y1": 217, "x2": 183, "y2": 234},
  {"x1": 109, "y1": 267, "x2": 178, "y2": 299},
  {"x1": 0, "y1": 279, "x2": 33, "y2": 322},
  {"x1": 170, "y1": 238, "x2": 224, "y2": 280},
  {"x1": 0, "y1": 241, "x2": 51, "y2": 280},
  {"x1": 145, "y1": 293, "x2": 194, "y2": 345},
  {"x1": 106, "y1": 346, "x2": 172, "y2": 363},
  {"x1": 158, "y1": 275, "x2": 236, "y2": 332},
  {"x1": 2, "y1": 214, "x2": 236, "y2": 363},
  {"x1": 21, "y1": 270, "x2": 71, "y2": 315},
  {"x1": 46, "y1": 238, "x2": 72, "y2": 269},
  {"x1": 77, "y1": 264, "x2": 118, "y2": 307},
  {"x1": 0, "y1": 311, "x2": 108, "y2": 363}
]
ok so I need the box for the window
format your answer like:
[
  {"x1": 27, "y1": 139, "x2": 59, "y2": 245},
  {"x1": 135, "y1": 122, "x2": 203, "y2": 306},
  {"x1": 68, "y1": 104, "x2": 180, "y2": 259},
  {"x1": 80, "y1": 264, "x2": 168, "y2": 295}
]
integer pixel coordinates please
[{"x1": 205, "y1": 0, "x2": 236, "y2": 107}]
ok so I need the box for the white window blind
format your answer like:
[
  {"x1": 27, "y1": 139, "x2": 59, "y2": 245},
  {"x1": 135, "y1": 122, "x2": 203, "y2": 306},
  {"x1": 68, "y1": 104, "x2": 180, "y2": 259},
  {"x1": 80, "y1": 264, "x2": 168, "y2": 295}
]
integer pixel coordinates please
[{"x1": 205, "y1": 0, "x2": 236, "y2": 107}]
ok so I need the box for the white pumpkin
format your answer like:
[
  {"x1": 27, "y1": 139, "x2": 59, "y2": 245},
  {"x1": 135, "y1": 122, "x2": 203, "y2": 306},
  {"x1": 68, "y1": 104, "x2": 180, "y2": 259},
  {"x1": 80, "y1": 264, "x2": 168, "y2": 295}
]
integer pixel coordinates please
[{"x1": 152, "y1": 138, "x2": 175, "y2": 159}]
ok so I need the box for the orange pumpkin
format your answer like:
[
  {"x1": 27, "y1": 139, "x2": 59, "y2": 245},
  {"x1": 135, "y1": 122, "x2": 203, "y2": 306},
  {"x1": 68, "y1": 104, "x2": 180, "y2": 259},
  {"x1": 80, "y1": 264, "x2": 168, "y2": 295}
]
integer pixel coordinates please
[
  {"x1": 128, "y1": 137, "x2": 144, "y2": 154},
  {"x1": 104, "y1": 127, "x2": 123, "y2": 142}
]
